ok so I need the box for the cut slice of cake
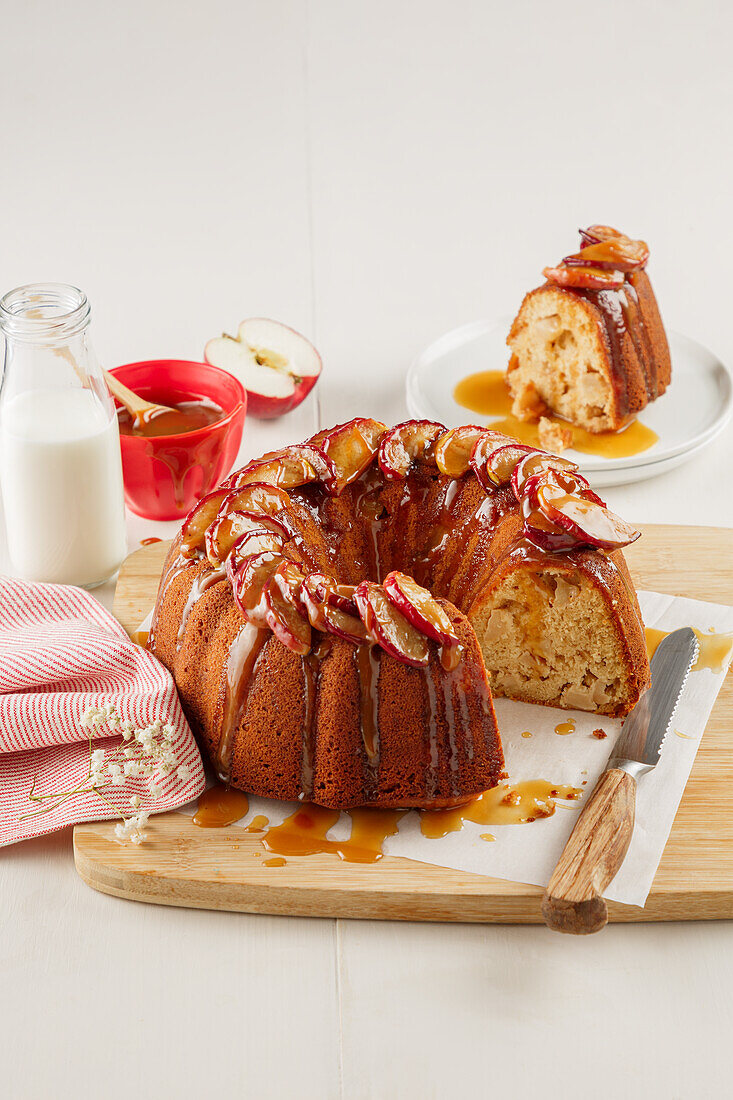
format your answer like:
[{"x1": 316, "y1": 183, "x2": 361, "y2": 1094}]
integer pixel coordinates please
[{"x1": 506, "y1": 225, "x2": 671, "y2": 434}]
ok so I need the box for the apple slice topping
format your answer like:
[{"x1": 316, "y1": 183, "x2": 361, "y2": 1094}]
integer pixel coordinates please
[
  {"x1": 382, "y1": 571, "x2": 458, "y2": 647},
  {"x1": 536, "y1": 481, "x2": 640, "y2": 550},
  {"x1": 320, "y1": 418, "x2": 387, "y2": 492},
  {"x1": 224, "y1": 529, "x2": 287, "y2": 581},
  {"x1": 229, "y1": 446, "x2": 338, "y2": 494},
  {"x1": 216, "y1": 483, "x2": 292, "y2": 520},
  {"x1": 468, "y1": 433, "x2": 524, "y2": 490},
  {"x1": 303, "y1": 572, "x2": 358, "y2": 616},
  {"x1": 522, "y1": 503, "x2": 580, "y2": 553},
  {"x1": 263, "y1": 577, "x2": 312, "y2": 654},
  {"x1": 377, "y1": 420, "x2": 445, "y2": 480},
  {"x1": 353, "y1": 581, "x2": 430, "y2": 667},
  {"x1": 270, "y1": 559, "x2": 308, "y2": 615},
  {"x1": 435, "y1": 425, "x2": 490, "y2": 478},
  {"x1": 206, "y1": 513, "x2": 287, "y2": 565},
  {"x1": 205, "y1": 318, "x2": 322, "y2": 420},
  {"x1": 484, "y1": 443, "x2": 536, "y2": 488},
  {"x1": 231, "y1": 551, "x2": 287, "y2": 626},
  {"x1": 180, "y1": 488, "x2": 230, "y2": 557},
  {"x1": 563, "y1": 236, "x2": 649, "y2": 273},
  {"x1": 301, "y1": 578, "x2": 367, "y2": 643},
  {"x1": 511, "y1": 451, "x2": 581, "y2": 499},
  {"x1": 543, "y1": 265, "x2": 625, "y2": 291}
]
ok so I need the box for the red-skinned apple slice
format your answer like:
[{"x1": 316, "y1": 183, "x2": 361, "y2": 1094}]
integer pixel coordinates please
[
  {"x1": 215, "y1": 483, "x2": 292, "y2": 520},
  {"x1": 543, "y1": 265, "x2": 625, "y2": 290},
  {"x1": 377, "y1": 420, "x2": 445, "y2": 480},
  {"x1": 511, "y1": 451, "x2": 580, "y2": 499},
  {"x1": 382, "y1": 571, "x2": 458, "y2": 647},
  {"x1": 205, "y1": 318, "x2": 322, "y2": 420},
  {"x1": 536, "y1": 482, "x2": 641, "y2": 550},
  {"x1": 563, "y1": 236, "x2": 649, "y2": 273},
  {"x1": 435, "y1": 425, "x2": 492, "y2": 478},
  {"x1": 206, "y1": 513, "x2": 287, "y2": 565},
  {"x1": 228, "y1": 445, "x2": 338, "y2": 493},
  {"x1": 468, "y1": 433, "x2": 521, "y2": 491},
  {"x1": 353, "y1": 581, "x2": 430, "y2": 668},
  {"x1": 320, "y1": 418, "x2": 387, "y2": 492},
  {"x1": 522, "y1": 504, "x2": 580, "y2": 553},
  {"x1": 303, "y1": 572, "x2": 358, "y2": 616},
  {"x1": 484, "y1": 443, "x2": 536, "y2": 487},
  {"x1": 180, "y1": 488, "x2": 230, "y2": 557},
  {"x1": 270, "y1": 559, "x2": 308, "y2": 616},
  {"x1": 579, "y1": 225, "x2": 621, "y2": 246},
  {"x1": 231, "y1": 551, "x2": 287, "y2": 626},
  {"x1": 262, "y1": 577, "x2": 312, "y2": 654},
  {"x1": 321, "y1": 603, "x2": 369, "y2": 645},
  {"x1": 301, "y1": 579, "x2": 367, "y2": 643},
  {"x1": 225, "y1": 529, "x2": 287, "y2": 582}
]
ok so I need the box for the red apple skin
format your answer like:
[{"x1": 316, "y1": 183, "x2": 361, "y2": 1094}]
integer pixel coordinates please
[
  {"x1": 382, "y1": 571, "x2": 458, "y2": 647},
  {"x1": 263, "y1": 579, "x2": 312, "y2": 654},
  {"x1": 231, "y1": 551, "x2": 286, "y2": 625},
  {"x1": 304, "y1": 572, "x2": 358, "y2": 616},
  {"x1": 536, "y1": 483, "x2": 641, "y2": 550},
  {"x1": 244, "y1": 374, "x2": 320, "y2": 420},
  {"x1": 353, "y1": 581, "x2": 430, "y2": 668},
  {"x1": 180, "y1": 487, "x2": 230, "y2": 556}
]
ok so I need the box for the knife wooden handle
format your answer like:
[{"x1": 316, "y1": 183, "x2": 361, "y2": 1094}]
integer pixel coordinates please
[{"x1": 541, "y1": 768, "x2": 636, "y2": 935}]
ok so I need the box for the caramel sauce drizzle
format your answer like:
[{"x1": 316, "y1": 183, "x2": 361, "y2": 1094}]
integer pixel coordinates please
[
  {"x1": 554, "y1": 720, "x2": 575, "y2": 736},
  {"x1": 215, "y1": 623, "x2": 269, "y2": 780},
  {"x1": 420, "y1": 780, "x2": 582, "y2": 838},
  {"x1": 147, "y1": 549, "x2": 194, "y2": 651},
  {"x1": 453, "y1": 369, "x2": 658, "y2": 458},
  {"x1": 193, "y1": 785, "x2": 249, "y2": 828},
  {"x1": 355, "y1": 644, "x2": 382, "y2": 773},
  {"x1": 175, "y1": 564, "x2": 226, "y2": 650},
  {"x1": 261, "y1": 804, "x2": 405, "y2": 864},
  {"x1": 645, "y1": 626, "x2": 733, "y2": 674}
]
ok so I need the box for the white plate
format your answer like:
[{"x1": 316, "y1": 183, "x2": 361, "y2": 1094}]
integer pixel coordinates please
[{"x1": 406, "y1": 316, "x2": 733, "y2": 487}]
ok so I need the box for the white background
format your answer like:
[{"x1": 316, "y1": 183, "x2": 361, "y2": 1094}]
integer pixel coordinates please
[{"x1": 1, "y1": 2, "x2": 733, "y2": 1097}]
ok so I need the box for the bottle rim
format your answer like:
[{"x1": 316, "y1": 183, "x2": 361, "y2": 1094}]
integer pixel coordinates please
[{"x1": 0, "y1": 283, "x2": 91, "y2": 342}]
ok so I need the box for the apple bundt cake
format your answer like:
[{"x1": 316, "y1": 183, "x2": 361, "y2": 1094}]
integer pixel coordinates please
[{"x1": 149, "y1": 419, "x2": 650, "y2": 809}]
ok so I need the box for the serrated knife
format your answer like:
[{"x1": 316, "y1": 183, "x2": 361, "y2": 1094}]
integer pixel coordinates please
[{"x1": 542, "y1": 626, "x2": 699, "y2": 935}]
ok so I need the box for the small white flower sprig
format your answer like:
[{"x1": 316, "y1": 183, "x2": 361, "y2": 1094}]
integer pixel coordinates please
[{"x1": 23, "y1": 702, "x2": 193, "y2": 845}]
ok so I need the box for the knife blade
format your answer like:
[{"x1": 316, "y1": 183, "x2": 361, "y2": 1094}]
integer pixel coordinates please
[
  {"x1": 541, "y1": 626, "x2": 699, "y2": 935},
  {"x1": 608, "y1": 626, "x2": 699, "y2": 777}
]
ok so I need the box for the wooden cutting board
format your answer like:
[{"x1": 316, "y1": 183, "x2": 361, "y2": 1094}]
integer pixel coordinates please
[{"x1": 74, "y1": 525, "x2": 733, "y2": 922}]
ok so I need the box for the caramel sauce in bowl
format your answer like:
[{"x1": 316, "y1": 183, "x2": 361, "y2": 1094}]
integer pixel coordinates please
[{"x1": 118, "y1": 398, "x2": 224, "y2": 438}]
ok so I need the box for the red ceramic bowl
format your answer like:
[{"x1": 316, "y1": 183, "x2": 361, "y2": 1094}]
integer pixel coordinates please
[{"x1": 110, "y1": 360, "x2": 246, "y2": 521}]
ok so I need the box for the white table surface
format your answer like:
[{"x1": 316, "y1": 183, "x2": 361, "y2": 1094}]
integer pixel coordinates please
[{"x1": 2, "y1": 2, "x2": 733, "y2": 1097}]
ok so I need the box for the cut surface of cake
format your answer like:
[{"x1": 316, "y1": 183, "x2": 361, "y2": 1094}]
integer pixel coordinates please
[
  {"x1": 507, "y1": 225, "x2": 671, "y2": 434},
  {"x1": 149, "y1": 419, "x2": 650, "y2": 809}
]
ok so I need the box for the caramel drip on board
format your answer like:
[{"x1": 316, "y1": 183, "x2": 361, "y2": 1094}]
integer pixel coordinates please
[
  {"x1": 554, "y1": 720, "x2": 575, "y2": 736},
  {"x1": 193, "y1": 785, "x2": 249, "y2": 828},
  {"x1": 141, "y1": 536, "x2": 163, "y2": 546},
  {"x1": 645, "y1": 626, "x2": 733, "y2": 674},
  {"x1": 453, "y1": 369, "x2": 658, "y2": 458},
  {"x1": 215, "y1": 623, "x2": 269, "y2": 780},
  {"x1": 175, "y1": 564, "x2": 226, "y2": 650},
  {"x1": 261, "y1": 804, "x2": 405, "y2": 864},
  {"x1": 420, "y1": 780, "x2": 583, "y2": 838},
  {"x1": 245, "y1": 814, "x2": 270, "y2": 832},
  {"x1": 263, "y1": 857, "x2": 287, "y2": 867}
]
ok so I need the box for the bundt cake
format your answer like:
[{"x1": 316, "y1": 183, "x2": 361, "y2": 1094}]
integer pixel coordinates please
[
  {"x1": 149, "y1": 418, "x2": 650, "y2": 810},
  {"x1": 507, "y1": 225, "x2": 671, "y2": 434}
]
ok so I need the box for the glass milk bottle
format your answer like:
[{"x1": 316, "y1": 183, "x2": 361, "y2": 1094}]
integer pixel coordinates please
[{"x1": 0, "y1": 283, "x2": 127, "y2": 587}]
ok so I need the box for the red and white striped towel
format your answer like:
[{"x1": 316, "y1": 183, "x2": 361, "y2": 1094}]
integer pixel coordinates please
[{"x1": 0, "y1": 574, "x2": 205, "y2": 847}]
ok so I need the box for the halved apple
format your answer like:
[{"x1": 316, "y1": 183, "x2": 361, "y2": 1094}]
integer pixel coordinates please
[
  {"x1": 434, "y1": 425, "x2": 491, "y2": 478},
  {"x1": 231, "y1": 551, "x2": 287, "y2": 626},
  {"x1": 263, "y1": 577, "x2": 312, "y2": 654},
  {"x1": 378, "y1": 420, "x2": 445, "y2": 480},
  {"x1": 382, "y1": 571, "x2": 458, "y2": 647},
  {"x1": 536, "y1": 481, "x2": 640, "y2": 550},
  {"x1": 205, "y1": 318, "x2": 322, "y2": 419},
  {"x1": 320, "y1": 418, "x2": 387, "y2": 492},
  {"x1": 353, "y1": 581, "x2": 430, "y2": 667},
  {"x1": 180, "y1": 488, "x2": 230, "y2": 557}
]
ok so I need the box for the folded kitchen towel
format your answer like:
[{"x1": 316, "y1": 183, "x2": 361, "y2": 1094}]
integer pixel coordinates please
[{"x1": 0, "y1": 574, "x2": 205, "y2": 847}]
